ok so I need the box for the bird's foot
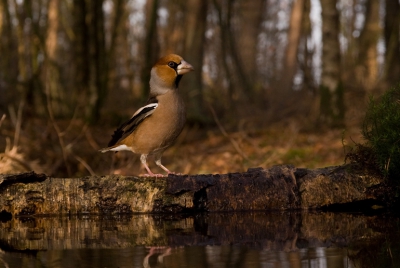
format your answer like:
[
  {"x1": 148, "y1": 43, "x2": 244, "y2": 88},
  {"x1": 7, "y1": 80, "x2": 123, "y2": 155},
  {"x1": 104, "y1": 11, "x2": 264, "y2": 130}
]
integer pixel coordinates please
[
  {"x1": 167, "y1": 171, "x2": 182, "y2": 176},
  {"x1": 141, "y1": 173, "x2": 167, "y2": 178}
]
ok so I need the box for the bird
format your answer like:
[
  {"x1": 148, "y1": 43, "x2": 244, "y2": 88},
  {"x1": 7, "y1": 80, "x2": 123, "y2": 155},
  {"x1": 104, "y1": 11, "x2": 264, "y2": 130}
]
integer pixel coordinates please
[{"x1": 100, "y1": 54, "x2": 194, "y2": 177}]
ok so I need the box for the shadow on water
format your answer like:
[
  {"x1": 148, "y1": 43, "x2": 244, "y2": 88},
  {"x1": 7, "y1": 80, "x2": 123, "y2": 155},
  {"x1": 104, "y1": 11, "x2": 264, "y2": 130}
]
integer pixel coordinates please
[{"x1": 0, "y1": 211, "x2": 398, "y2": 267}]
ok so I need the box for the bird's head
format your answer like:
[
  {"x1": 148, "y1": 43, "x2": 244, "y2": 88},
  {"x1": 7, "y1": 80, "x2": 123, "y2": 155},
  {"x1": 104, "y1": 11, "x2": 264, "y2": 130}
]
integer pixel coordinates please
[{"x1": 150, "y1": 54, "x2": 194, "y2": 95}]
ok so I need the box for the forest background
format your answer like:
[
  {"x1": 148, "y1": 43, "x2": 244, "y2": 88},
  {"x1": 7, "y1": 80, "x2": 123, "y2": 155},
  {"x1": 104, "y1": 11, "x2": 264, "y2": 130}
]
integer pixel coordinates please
[{"x1": 0, "y1": 0, "x2": 399, "y2": 177}]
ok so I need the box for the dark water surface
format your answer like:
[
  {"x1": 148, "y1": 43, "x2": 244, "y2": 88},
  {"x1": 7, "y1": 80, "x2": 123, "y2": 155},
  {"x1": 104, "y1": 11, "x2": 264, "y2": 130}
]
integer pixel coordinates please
[{"x1": 0, "y1": 211, "x2": 398, "y2": 267}]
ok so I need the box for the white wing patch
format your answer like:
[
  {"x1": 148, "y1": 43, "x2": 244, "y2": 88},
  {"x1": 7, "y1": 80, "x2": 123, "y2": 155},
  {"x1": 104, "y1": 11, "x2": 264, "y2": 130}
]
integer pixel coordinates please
[{"x1": 132, "y1": 103, "x2": 158, "y2": 118}]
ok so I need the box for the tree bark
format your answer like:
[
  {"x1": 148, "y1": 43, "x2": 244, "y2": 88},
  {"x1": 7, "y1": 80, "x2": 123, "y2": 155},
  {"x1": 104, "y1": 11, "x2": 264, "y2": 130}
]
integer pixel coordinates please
[
  {"x1": 140, "y1": 0, "x2": 160, "y2": 100},
  {"x1": 87, "y1": 0, "x2": 107, "y2": 123},
  {"x1": 355, "y1": 0, "x2": 380, "y2": 92},
  {"x1": 0, "y1": 0, "x2": 18, "y2": 109},
  {"x1": 0, "y1": 164, "x2": 388, "y2": 217},
  {"x1": 213, "y1": 0, "x2": 252, "y2": 103},
  {"x1": 319, "y1": 0, "x2": 344, "y2": 127},
  {"x1": 45, "y1": 0, "x2": 67, "y2": 117},
  {"x1": 271, "y1": 0, "x2": 304, "y2": 111},
  {"x1": 73, "y1": 0, "x2": 90, "y2": 117},
  {"x1": 236, "y1": 0, "x2": 265, "y2": 91},
  {"x1": 180, "y1": 0, "x2": 208, "y2": 122},
  {"x1": 384, "y1": 0, "x2": 400, "y2": 86}
]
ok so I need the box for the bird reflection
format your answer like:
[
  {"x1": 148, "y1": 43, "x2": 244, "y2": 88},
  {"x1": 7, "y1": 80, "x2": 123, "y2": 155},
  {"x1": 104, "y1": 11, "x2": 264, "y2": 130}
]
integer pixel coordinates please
[{"x1": 143, "y1": 246, "x2": 171, "y2": 268}]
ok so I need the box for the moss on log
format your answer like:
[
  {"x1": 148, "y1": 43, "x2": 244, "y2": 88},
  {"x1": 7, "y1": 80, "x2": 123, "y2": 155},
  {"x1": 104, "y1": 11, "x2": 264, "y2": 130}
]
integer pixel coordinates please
[{"x1": 0, "y1": 165, "x2": 389, "y2": 216}]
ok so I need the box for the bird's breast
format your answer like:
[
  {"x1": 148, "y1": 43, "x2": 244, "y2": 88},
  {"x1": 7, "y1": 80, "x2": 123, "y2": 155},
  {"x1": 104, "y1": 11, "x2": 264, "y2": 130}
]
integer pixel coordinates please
[{"x1": 127, "y1": 91, "x2": 186, "y2": 154}]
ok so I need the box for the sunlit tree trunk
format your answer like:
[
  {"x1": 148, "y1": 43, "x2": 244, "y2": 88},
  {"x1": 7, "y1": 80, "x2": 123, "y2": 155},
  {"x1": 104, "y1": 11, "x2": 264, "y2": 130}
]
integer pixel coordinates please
[
  {"x1": 272, "y1": 0, "x2": 304, "y2": 110},
  {"x1": 384, "y1": 0, "x2": 400, "y2": 86},
  {"x1": 319, "y1": 0, "x2": 344, "y2": 127},
  {"x1": 45, "y1": 0, "x2": 66, "y2": 117},
  {"x1": 141, "y1": 0, "x2": 159, "y2": 100},
  {"x1": 355, "y1": 0, "x2": 380, "y2": 92}
]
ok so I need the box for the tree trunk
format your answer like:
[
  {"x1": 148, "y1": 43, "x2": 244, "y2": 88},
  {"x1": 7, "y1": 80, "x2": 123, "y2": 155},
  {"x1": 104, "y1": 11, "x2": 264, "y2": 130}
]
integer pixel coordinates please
[
  {"x1": 180, "y1": 0, "x2": 208, "y2": 122},
  {"x1": 213, "y1": 0, "x2": 252, "y2": 104},
  {"x1": 0, "y1": 0, "x2": 18, "y2": 109},
  {"x1": 355, "y1": 0, "x2": 380, "y2": 92},
  {"x1": 236, "y1": 0, "x2": 265, "y2": 92},
  {"x1": 140, "y1": 0, "x2": 160, "y2": 100},
  {"x1": 272, "y1": 0, "x2": 304, "y2": 111},
  {"x1": 384, "y1": 0, "x2": 400, "y2": 86},
  {"x1": 319, "y1": 0, "x2": 344, "y2": 127},
  {"x1": 86, "y1": 0, "x2": 107, "y2": 123},
  {"x1": 45, "y1": 0, "x2": 66, "y2": 117},
  {"x1": 73, "y1": 0, "x2": 90, "y2": 118}
]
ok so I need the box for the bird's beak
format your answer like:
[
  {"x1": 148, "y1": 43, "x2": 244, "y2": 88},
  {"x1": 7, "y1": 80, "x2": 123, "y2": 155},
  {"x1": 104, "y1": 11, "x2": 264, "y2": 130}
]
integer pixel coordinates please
[{"x1": 177, "y1": 60, "x2": 194, "y2": 75}]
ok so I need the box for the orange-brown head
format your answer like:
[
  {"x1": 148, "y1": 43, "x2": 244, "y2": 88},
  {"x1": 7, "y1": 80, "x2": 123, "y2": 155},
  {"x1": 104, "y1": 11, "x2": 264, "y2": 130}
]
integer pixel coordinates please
[{"x1": 149, "y1": 54, "x2": 194, "y2": 96}]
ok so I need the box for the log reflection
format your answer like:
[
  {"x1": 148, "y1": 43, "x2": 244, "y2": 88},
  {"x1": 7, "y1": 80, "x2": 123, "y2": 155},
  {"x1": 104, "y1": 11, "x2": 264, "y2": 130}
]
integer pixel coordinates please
[{"x1": 0, "y1": 212, "x2": 376, "y2": 251}]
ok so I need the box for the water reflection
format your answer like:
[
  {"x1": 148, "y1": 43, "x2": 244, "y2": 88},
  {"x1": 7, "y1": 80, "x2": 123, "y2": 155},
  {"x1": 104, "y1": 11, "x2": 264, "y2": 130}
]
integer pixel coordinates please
[{"x1": 0, "y1": 211, "x2": 398, "y2": 267}]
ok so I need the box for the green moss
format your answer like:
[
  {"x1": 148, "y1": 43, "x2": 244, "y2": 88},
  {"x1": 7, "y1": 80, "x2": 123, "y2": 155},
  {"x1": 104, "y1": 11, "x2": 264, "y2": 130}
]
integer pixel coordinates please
[
  {"x1": 284, "y1": 149, "x2": 308, "y2": 163},
  {"x1": 362, "y1": 84, "x2": 400, "y2": 180}
]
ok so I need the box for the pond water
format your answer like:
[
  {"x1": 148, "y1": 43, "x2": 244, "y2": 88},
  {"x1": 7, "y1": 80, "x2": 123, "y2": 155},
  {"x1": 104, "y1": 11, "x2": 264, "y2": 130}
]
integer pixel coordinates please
[{"x1": 0, "y1": 211, "x2": 398, "y2": 268}]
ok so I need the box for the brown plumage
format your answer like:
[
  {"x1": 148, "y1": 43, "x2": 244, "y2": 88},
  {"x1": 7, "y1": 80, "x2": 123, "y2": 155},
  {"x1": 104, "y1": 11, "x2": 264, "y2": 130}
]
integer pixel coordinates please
[{"x1": 100, "y1": 54, "x2": 194, "y2": 177}]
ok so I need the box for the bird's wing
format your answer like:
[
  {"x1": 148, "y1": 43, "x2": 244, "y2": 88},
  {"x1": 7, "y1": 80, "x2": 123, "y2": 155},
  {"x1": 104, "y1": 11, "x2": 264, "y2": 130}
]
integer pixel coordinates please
[{"x1": 107, "y1": 102, "x2": 158, "y2": 147}]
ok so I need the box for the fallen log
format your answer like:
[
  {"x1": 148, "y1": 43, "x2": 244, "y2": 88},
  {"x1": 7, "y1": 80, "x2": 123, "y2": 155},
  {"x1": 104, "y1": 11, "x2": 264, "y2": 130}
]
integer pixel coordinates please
[{"x1": 0, "y1": 164, "x2": 389, "y2": 216}]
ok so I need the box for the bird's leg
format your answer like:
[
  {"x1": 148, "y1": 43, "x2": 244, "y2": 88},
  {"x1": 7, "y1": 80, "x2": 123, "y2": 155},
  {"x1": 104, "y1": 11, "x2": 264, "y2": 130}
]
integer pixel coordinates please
[
  {"x1": 140, "y1": 154, "x2": 165, "y2": 177},
  {"x1": 154, "y1": 154, "x2": 177, "y2": 175}
]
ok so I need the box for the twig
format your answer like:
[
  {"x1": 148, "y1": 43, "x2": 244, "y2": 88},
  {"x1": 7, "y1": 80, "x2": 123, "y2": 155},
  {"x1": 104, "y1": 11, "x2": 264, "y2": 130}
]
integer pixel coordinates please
[
  {"x1": 13, "y1": 101, "x2": 24, "y2": 148},
  {"x1": 85, "y1": 127, "x2": 101, "y2": 150},
  {"x1": 208, "y1": 104, "x2": 249, "y2": 161},
  {"x1": 74, "y1": 155, "x2": 96, "y2": 176},
  {"x1": 0, "y1": 152, "x2": 32, "y2": 171},
  {"x1": 45, "y1": 83, "x2": 71, "y2": 176},
  {"x1": 0, "y1": 114, "x2": 6, "y2": 128}
]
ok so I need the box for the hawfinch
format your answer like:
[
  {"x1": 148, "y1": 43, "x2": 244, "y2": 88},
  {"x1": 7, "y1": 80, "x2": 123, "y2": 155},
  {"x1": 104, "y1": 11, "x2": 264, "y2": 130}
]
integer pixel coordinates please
[{"x1": 100, "y1": 54, "x2": 194, "y2": 177}]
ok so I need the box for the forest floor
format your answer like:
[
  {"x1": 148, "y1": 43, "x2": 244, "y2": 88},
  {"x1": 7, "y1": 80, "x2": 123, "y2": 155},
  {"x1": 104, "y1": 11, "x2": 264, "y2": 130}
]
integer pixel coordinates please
[{"x1": 0, "y1": 114, "x2": 365, "y2": 177}]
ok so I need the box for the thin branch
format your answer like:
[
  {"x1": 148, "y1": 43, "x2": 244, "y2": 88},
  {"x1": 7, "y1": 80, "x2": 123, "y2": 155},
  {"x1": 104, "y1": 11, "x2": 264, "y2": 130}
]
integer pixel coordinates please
[
  {"x1": 208, "y1": 104, "x2": 249, "y2": 161},
  {"x1": 45, "y1": 82, "x2": 71, "y2": 176},
  {"x1": 0, "y1": 152, "x2": 32, "y2": 171},
  {"x1": 74, "y1": 155, "x2": 96, "y2": 176},
  {"x1": 13, "y1": 101, "x2": 24, "y2": 148},
  {"x1": 0, "y1": 114, "x2": 6, "y2": 128}
]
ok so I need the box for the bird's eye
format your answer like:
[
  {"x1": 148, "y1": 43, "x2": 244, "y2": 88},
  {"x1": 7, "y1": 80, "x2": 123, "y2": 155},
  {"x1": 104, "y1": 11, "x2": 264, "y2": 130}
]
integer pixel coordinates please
[{"x1": 168, "y1": 61, "x2": 177, "y2": 69}]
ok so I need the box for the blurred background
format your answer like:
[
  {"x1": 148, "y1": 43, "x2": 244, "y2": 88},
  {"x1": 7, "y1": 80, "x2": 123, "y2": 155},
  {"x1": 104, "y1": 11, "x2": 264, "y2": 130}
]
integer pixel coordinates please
[{"x1": 0, "y1": 0, "x2": 399, "y2": 177}]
